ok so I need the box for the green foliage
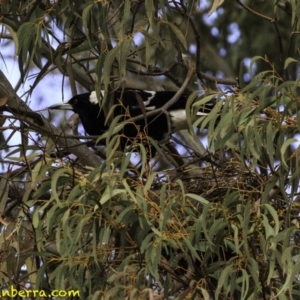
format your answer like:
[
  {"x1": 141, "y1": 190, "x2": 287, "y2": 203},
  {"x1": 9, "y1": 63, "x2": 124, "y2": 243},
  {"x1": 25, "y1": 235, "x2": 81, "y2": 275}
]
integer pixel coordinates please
[{"x1": 1, "y1": 0, "x2": 300, "y2": 299}]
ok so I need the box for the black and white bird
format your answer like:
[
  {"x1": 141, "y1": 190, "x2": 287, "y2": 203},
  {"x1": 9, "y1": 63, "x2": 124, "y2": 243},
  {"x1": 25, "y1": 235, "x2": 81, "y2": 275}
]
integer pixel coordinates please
[{"x1": 48, "y1": 89, "x2": 209, "y2": 153}]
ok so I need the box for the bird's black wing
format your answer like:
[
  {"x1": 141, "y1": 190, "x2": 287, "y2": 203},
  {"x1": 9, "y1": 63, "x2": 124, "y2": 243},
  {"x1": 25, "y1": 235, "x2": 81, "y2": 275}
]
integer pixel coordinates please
[{"x1": 114, "y1": 89, "x2": 189, "y2": 111}]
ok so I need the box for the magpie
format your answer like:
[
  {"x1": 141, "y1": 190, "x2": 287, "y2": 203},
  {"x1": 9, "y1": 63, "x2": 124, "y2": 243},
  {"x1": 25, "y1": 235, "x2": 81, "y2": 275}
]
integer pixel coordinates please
[{"x1": 48, "y1": 89, "x2": 209, "y2": 153}]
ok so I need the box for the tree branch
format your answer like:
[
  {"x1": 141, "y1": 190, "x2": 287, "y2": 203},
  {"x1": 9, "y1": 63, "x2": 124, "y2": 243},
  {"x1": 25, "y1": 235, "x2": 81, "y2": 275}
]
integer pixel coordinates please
[
  {"x1": 116, "y1": 58, "x2": 196, "y2": 130},
  {"x1": 0, "y1": 70, "x2": 102, "y2": 167}
]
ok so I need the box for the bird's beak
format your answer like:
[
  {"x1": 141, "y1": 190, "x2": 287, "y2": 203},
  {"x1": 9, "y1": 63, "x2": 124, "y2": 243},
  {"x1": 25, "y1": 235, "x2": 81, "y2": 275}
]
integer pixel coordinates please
[{"x1": 48, "y1": 102, "x2": 73, "y2": 110}]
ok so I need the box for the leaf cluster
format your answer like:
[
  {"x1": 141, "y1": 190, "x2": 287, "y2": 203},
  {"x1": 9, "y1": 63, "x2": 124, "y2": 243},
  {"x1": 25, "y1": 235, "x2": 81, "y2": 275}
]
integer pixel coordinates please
[{"x1": 1, "y1": 1, "x2": 300, "y2": 299}]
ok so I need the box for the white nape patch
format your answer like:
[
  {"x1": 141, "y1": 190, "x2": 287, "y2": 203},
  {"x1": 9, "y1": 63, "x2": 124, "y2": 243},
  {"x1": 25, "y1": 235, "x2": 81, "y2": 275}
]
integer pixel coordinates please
[
  {"x1": 89, "y1": 90, "x2": 105, "y2": 104},
  {"x1": 169, "y1": 109, "x2": 188, "y2": 131}
]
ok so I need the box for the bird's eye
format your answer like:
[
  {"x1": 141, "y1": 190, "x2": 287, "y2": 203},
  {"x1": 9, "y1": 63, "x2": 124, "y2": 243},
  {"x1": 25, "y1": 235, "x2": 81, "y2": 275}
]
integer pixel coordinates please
[{"x1": 73, "y1": 98, "x2": 78, "y2": 104}]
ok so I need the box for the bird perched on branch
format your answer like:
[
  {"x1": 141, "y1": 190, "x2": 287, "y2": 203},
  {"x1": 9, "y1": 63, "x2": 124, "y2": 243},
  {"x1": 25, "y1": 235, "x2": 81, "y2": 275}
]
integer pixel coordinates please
[{"x1": 48, "y1": 89, "x2": 209, "y2": 155}]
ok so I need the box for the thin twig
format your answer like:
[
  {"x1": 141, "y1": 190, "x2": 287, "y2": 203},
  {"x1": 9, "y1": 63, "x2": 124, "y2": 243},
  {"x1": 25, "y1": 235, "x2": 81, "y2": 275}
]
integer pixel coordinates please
[
  {"x1": 120, "y1": 58, "x2": 195, "y2": 126},
  {"x1": 236, "y1": 0, "x2": 275, "y2": 22}
]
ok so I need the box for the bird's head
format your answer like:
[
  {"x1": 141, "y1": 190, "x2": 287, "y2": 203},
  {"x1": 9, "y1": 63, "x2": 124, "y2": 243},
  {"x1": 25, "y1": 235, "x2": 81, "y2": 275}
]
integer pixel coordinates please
[
  {"x1": 48, "y1": 92, "x2": 99, "y2": 113},
  {"x1": 48, "y1": 91, "x2": 108, "y2": 136}
]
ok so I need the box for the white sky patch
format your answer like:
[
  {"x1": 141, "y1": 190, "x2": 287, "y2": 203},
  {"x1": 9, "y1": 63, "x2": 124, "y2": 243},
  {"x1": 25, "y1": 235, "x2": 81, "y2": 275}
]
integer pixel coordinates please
[
  {"x1": 243, "y1": 58, "x2": 251, "y2": 68},
  {"x1": 244, "y1": 73, "x2": 250, "y2": 82},
  {"x1": 204, "y1": 7, "x2": 224, "y2": 26},
  {"x1": 48, "y1": 20, "x2": 65, "y2": 48},
  {"x1": 242, "y1": 58, "x2": 253, "y2": 81},
  {"x1": 227, "y1": 22, "x2": 240, "y2": 43},
  {"x1": 291, "y1": 134, "x2": 300, "y2": 151},
  {"x1": 211, "y1": 27, "x2": 219, "y2": 36},
  {"x1": 217, "y1": 7, "x2": 225, "y2": 15},
  {"x1": 198, "y1": 0, "x2": 210, "y2": 10},
  {"x1": 157, "y1": 8, "x2": 164, "y2": 18},
  {"x1": 133, "y1": 32, "x2": 145, "y2": 46},
  {"x1": 189, "y1": 44, "x2": 197, "y2": 54},
  {"x1": 220, "y1": 48, "x2": 227, "y2": 56},
  {"x1": 244, "y1": 57, "x2": 257, "y2": 78},
  {"x1": 215, "y1": 70, "x2": 225, "y2": 78},
  {"x1": 204, "y1": 10, "x2": 219, "y2": 25},
  {"x1": 111, "y1": 40, "x2": 118, "y2": 47}
]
